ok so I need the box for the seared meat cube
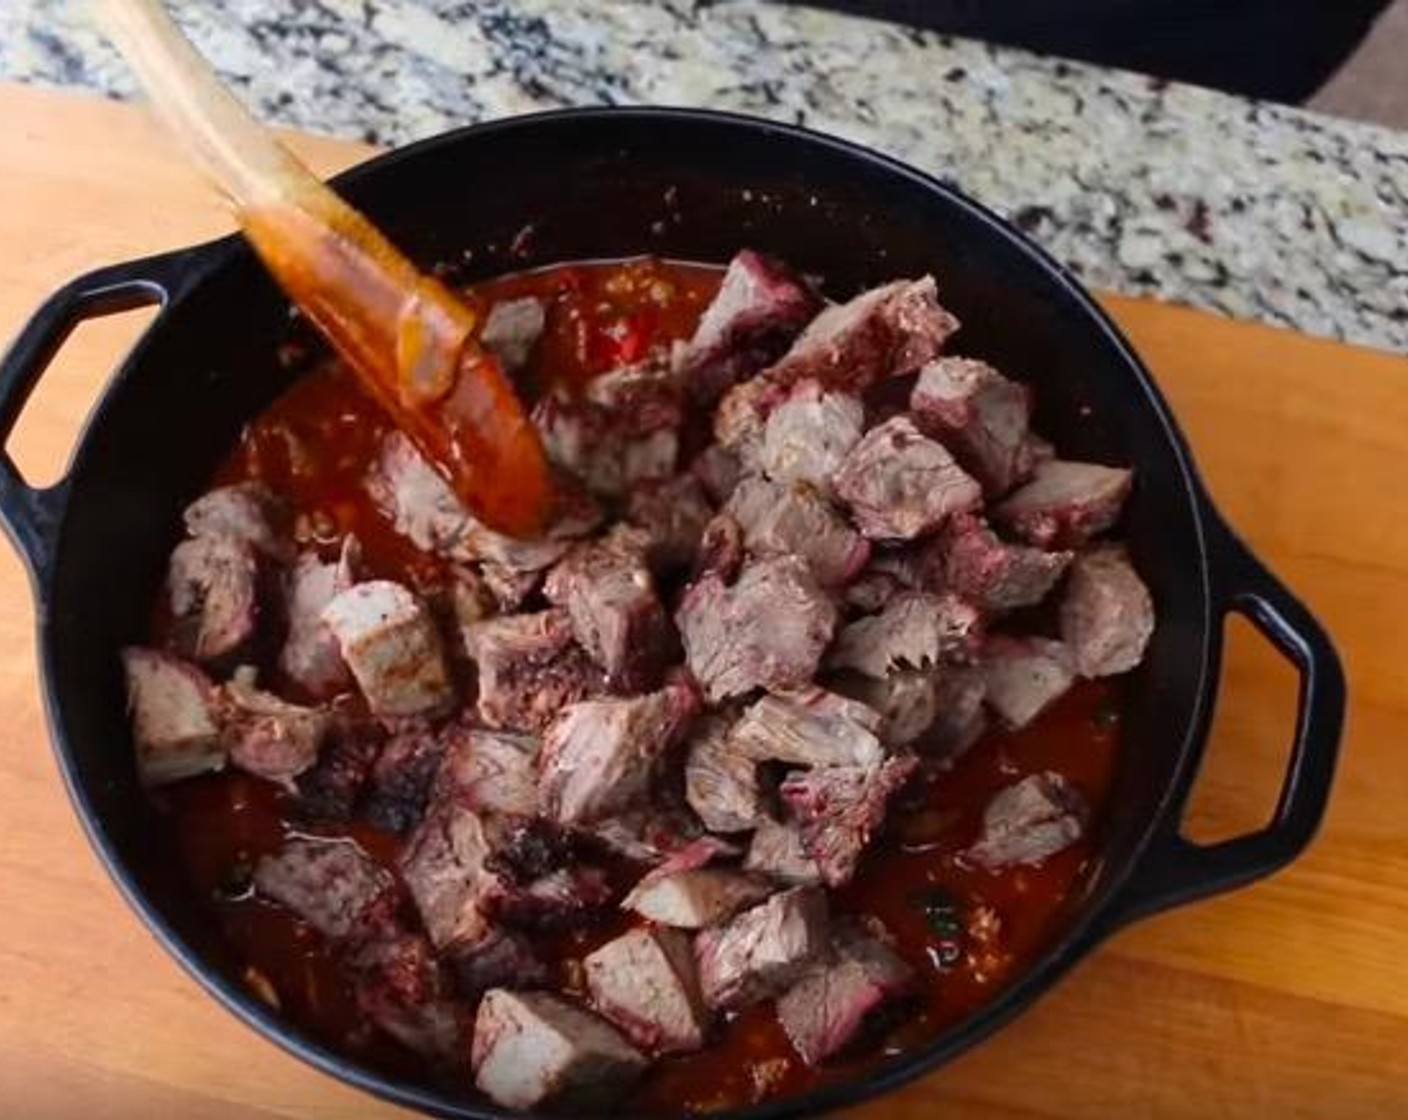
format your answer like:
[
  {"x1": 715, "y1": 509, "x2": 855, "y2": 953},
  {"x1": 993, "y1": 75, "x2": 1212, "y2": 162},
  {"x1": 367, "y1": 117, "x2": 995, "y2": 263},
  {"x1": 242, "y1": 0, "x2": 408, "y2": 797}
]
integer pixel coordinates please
[
  {"x1": 677, "y1": 555, "x2": 838, "y2": 702},
  {"x1": 624, "y1": 838, "x2": 771, "y2": 929},
  {"x1": 685, "y1": 712, "x2": 763, "y2": 833},
  {"x1": 842, "y1": 568, "x2": 905, "y2": 614},
  {"x1": 463, "y1": 609, "x2": 605, "y2": 732},
  {"x1": 436, "y1": 724, "x2": 539, "y2": 818},
  {"x1": 491, "y1": 866, "x2": 614, "y2": 930},
  {"x1": 472, "y1": 989, "x2": 646, "y2": 1111},
  {"x1": 777, "y1": 931, "x2": 914, "y2": 1066},
  {"x1": 295, "y1": 713, "x2": 384, "y2": 820},
  {"x1": 485, "y1": 816, "x2": 582, "y2": 884},
  {"x1": 758, "y1": 381, "x2": 864, "y2": 493},
  {"x1": 121, "y1": 647, "x2": 224, "y2": 786},
  {"x1": 834, "y1": 416, "x2": 982, "y2": 541},
  {"x1": 910, "y1": 357, "x2": 1036, "y2": 495},
  {"x1": 828, "y1": 591, "x2": 982, "y2": 679},
  {"x1": 544, "y1": 536, "x2": 675, "y2": 691},
  {"x1": 830, "y1": 669, "x2": 943, "y2": 748},
  {"x1": 590, "y1": 806, "x2": 703, "y2": 866},
  {"x1": 926, "y1": 667, "x2": 990, "y2": 763},
  {"x1": 713, "y1": 373, "x2": 791, "y2": 459},
  {"x1": 695, "y1": 886, "x2": 830, "y2": 1011},
  {"x1": 942, "y1": 514, "x2": 1073, "y2": 611},
  {"x1": 253, "y1": 837, "x2": 391, "y2": 940},
  {"x1": 779, "y1": 755, "x2": 918, "y2": 886},
  {"x1": 538, "y1": 683, "x2": 699, "y2": 825},
  {"x1": 479, "y1": 295, "x2": 546, "y2": 372},
  {"x1": 399, "y1": 803, "x2": 500, "y2": 951},
  {"x1": 626, "y1": 474, "x2": 715, "y2": 571},
  {"x1": 982, "y1": 636, "x2": 1076, "y2": 729},
  {"x1": 166, "y1": 533, "x2": 259, "y2": 664},
  {"x1": 451, "y1": 928, "x2": 549, "y2": 1001},
  {"x1": 347, "y1": 928, "x2": 464, "y2": 1064},
  {"x1": 321, "y1": 581, "x2": 453, "y2": 718},
  {"x1": 994, "y1": 459, "x2": 1133, "y2": 548},
  {"x1": 691, "y1": 443, "x2": 744, "y2": 505},
  {"x1": 1059, "y1": 545, "x2": 1155, "y2": 677},
  {"x1": 363, "y1": 724, "x2": 445, "y2": 834},
  {"x1": 673, "y1": 249, "x2": 820, "y2": 404},
  {"x1": 730, "y1": 688, "x2": 886, "y2": 769},
  {"x1": 218, "y1": 672, "x2": 329, "y2": 790},
  {"x1": 725, "y1": 475, "x2": 870, "y2": 587},
  {"x1": 278, "y1": 540, "x2": 358, "y2": 697},
  {"x1": 744, "y1": 816, "x2": 822, "y2": 886},
  {"x1": 966, "y1": 771, "x2": 1089, "y2": 869},
  {"x1": 586, "y1": 927, "x2": 710, "y2": 1054},
  {"x1": 183, "y1": 482, "x2": 290, "y2": 561}
]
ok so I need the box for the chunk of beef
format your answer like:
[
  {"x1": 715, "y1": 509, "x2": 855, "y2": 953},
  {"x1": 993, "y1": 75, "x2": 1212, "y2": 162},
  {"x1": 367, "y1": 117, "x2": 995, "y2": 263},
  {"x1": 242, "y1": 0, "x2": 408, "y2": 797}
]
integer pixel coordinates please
[
  {"x1": 758, "y1": 381, "x2": 865, "y2": 493},
  {"x1": 830, "y1": 669, "x2": 942, "y2": 748},
  {"x1": 744, "y1": 816, "x2": 823, "y2": 886},
  {"x1": 713, "y1": 372, "x2": 792, "y2": 459},
  {"x1": 695, "y1": 887, "x2": 830, "y2": 1011},
  {"x1": 693, "y1": 513, "x2": 745, "y2": 584},
  {"x1": 253, "y1": 838, "x2": 391, "y2": 939},
  {"x1": 691, "y1": 443, "x2": 744, "y2": 506},
  {"x1": 981, "y1": 636, "x2": 1076, "y2": 729},
  {"x1": 450, "y1": 928, "x2": 549, "y2": 1001},
  {"x1": 994, "y1": 459, "x2": 1133, "y2": 548},
  {"x1": 399, "y1": 803, "x2": 500, "y2": 951},
  {"x1": 624, "y1": 838, "x2": 771, "y2": 929},
  {"x1": 589, "y1": 806, "x2": 703, "y2": 866},
  {"x1": 279, "y1": 541, "x2": 358, "y2": 697},
  {"x1": 942, "y1": 514, "x2": 1073, "y2": 611},
  {"x1": 833, "y1": 416, "x2": 982, "y2": 541},
  {"x1": 828, "y1": 591, "x2": 982, "y2": 679},
  {"x1": 484, "y1": 816, "x2": 582, "y2": 884},
  {"x1": 586, "y1": 927, "x2": 709, "y2": 1055},
  {"x1": 166, "y1": 534, "x2": 259, "y2": 664},
  {"x1": 842, "y1": 567, "x2": 904, "y2": 615},
  {"x1": 677, "y1": 556, "x2": 838, "y2": 702},
  {"x1": 183, "y1": 482, "x2": 290, "y2": 561},
  {"x1": 685, "y1": 712, "x2": 763, "y2": 833},
  {"x1": 218, "y1": 672, "x2": 329, "y2": 790},
  {"x1": 121, "y1": 647, "x2": 224, "y2": 786},
  {"x1": 480, "y1": 295, "x2": 546, "y2": 372},
  {"x1": 626, "y1": 474, "x2": 715, "y2": 571},
  {"x1": 966, "y1": 771, "x2": 1089, "y2": 869},
  {"x1": 472, "y1": 989, "x2": 646, "y2": 1111},
  {"x1": 321, "y1": 581, "x2": 453, "y2": 718},
  {"x1": 910, "y1": 357, "x2": 1036, "y2": 495},
  {"x1": 363, "y1": 724, "x2": 445, "y2": 834},
  {"x1": 295, "y1": 712, "x2": 384, "y2": 820},
  {"x1": 779, "y1": 755, "x2": 918, "y2": 886},
  {"x1": 777, "y1": 931, "x2": 914, "y2": 1066},
  {"x1": 463, "y1": 609, "x2": 605, "y2": 732},
  {"x1": 436, "y1": 724, "x2": 539, "y2": 818},
  {"x1": 729, "y1": 688, "x2": 886, "y2": 770},
  {"x1": 725, "y1": 475, "x2": 870, "y2": 587},
  {"x1": 538, "y1": 683, "x2": 699, "y2": 825},
  {"x1": 346, "y1": 928, "x2": 464, "y2": 1064},
  {"x1": 1059, "y1": 545, "x2": 1155, "y2": 677},
  {"x1": 926, "y1": 667, "x2": 990, "y2": 763},
  {"x1": 491, "y1": 867, "x2": 614, "y2": 929},
  {"x1": 544, "y1": 537, "x2": 675, "y2": 691}
]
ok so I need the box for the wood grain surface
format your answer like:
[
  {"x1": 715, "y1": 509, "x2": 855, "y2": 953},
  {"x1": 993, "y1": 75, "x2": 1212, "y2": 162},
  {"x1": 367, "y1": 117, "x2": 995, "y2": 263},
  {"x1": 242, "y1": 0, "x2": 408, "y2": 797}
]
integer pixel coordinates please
[{"x1": 0, "y1": 82, "x2": 1404, "y2": 1120}]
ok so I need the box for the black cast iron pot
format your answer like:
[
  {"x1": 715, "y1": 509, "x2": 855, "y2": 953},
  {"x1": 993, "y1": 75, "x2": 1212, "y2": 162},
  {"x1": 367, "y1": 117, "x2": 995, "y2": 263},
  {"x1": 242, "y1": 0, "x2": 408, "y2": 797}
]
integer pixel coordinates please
[{"x1": 0, "y1": 109, "x2": 1344, "y2": 1119}]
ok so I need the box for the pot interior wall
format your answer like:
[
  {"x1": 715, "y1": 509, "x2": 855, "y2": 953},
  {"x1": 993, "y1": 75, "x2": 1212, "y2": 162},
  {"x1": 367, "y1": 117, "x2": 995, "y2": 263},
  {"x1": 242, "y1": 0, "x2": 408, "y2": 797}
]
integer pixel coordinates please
[{"x1": 42, "y1": 113, "x2": 1210, "y2": 1107}]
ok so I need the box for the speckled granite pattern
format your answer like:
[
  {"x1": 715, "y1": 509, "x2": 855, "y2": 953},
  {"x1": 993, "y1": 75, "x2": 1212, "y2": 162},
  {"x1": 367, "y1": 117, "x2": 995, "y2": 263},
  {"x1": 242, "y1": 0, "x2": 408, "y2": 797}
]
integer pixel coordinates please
[{"x1": 2, "y1": 0, "x2": 1404, "y2": 353}]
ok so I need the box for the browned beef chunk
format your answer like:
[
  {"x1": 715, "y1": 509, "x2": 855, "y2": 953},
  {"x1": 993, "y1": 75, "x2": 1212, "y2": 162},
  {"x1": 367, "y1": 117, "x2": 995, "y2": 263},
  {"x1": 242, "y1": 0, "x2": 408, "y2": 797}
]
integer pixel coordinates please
[
  {"x1": 166, "y1": 533, "x2": 259, "y2": 664},
  {"x1": 590, "y1": 805, "x2": 703, "y2": 866},
  {"x1": 253, "y1": 837, "x2": 392, "y2": 940},
  {"x1": 183, "y1": 482, "x2": 291, "y2": 561},
  {"x1": 346, "y1": 927, "x2": 464, "y2": 1064},
  {"x1": 842, "y1": 567, "x2": 904, "y2": 614},
  {"x1": 399, "y1": 803, "x2": 500, "y2": 951},
  {"x1": 471, "y1": 989, "x2": 646, "y2": 1111},
  {"x1": 994, "y1": 459, "x2": 1133, "y2": 548},
  {"x1": 435, "y1": 724, "x2": 539, "y2": 818},
  {"x1": 463, "y1": 609, "x2": 605, "y2": 732},
  {"x1": 490, "y1": 866, "x2": 614, "y2": 929},
  {"x1": 121, "y1": 647, "x2": 225, "y2": 786},
  {"x1": 965, "y1": 771, "x2": 1088, "y2": 869},
  {"x1": 779, "y1": 756, "x2": 918, "y2": 886},
  {"x1": 1059, "y1": 545, "x2": 1154, "y2": 677},
  {"x1": 725, "y1": 475, "x2": 870, "y2": 587},
  {"x1": 729, "y1": 688, "x2": 886, "y2": 769},
  {"x1": 744, "y1": 816, "x2": 822, "y2": 886},
  {"x1": 834, "y1": 416, "x2": 982, "y2": 541},
  {"x1": 623, "y1": 838, "x2": 772, "y2": 929},
  {"x1": 677, "y1": 556, "x2": 838, "y2": 702},
  {"x1": 758, "y1": 381, "x2": 865, "y2": 494},
  {"x1": 450, "y1": 928, "x2": 549, "y2": 1001},
  {"x1": 544, "y1": 536, "x2": 676, "y2": 691},
  {"x1": 626, "y1": 473, "x2": 715, "y2": 572},
  {"x1": 484, "y1": 817, "x2": 583, "y2": 884},
  {"x1": 279, "y1": 540, "x2": 358, "y2": 697},
  {"x1": 776, "y1": 930, "x2": 914, "y2": 1066},
  {"x1": 981, "y1": 636, "x2": 1076, "y2": 729},
  {"x1": 479, "y1": 295, "x2": 546, "y2": 372},
  {"x1": 910, "y1": 356, "x2": 1036, "y2": 495},
  {"x1": 538, "y1": 682, "x2": 699, "y2": 825},
  {"x1": 218, "y1": 672, "x2": 329, "y2": 790},
  {"x1": 828, "y1": 591, "x2": 983, "y2": 678},
  {"x1": 695, "y1": 886, "x2": 830, "y2": 1011},
  {"x1": 685, "y1": 711, "x2": 763, "y2": 833},
  {"x1": 295, "y1": 712, "x2": 384, "y2": 820},
  {"x1": 691, "y1": 443, "x2": 744, "y2": 505},
  {"x1": 693, "y1": 512, "x2": 746, "y2": 584},
  {"x1": 363, "y1": 724, "x2": 445, "y2": 834},
  {"x1": 926, "y1": 667, "x2": 990, "y2": 763},
  {"x1": 830, "y1": 669, "x2": 942, "y2": 748},
  {"x1": 673, "y1": 249, "x2": 820, "y2": 404},
  {"x1": 586, "y1": 927, "x2": 710, "y2": 1055},
  {"x1": 941, "y1": 514, "x2": 1073, "y2": 611}
]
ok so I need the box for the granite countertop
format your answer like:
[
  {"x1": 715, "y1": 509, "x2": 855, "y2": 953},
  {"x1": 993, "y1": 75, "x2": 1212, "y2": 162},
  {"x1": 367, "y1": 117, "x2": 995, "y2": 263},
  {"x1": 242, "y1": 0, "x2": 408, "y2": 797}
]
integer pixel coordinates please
[{"x1": 1, "y1": 0, "x2": 1404, "y2": 353}]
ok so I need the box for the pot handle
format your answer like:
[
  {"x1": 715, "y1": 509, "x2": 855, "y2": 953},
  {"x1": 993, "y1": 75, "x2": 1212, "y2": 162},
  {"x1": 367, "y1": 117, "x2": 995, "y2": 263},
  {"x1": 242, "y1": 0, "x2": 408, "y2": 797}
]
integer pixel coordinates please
[
  {"x1": 0, "y1": 248, "x2": 200, "y2": 578},
  {"x1": 1100, "y1": 509, "x2": 1345, "y2": 931}
]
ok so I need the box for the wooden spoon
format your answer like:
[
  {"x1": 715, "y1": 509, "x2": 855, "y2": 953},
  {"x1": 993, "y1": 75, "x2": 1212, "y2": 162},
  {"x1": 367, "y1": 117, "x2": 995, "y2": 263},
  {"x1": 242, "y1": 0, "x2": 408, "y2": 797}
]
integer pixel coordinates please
[{"x1": 97, "y1": 0, "x2": 555, "y2": 537}]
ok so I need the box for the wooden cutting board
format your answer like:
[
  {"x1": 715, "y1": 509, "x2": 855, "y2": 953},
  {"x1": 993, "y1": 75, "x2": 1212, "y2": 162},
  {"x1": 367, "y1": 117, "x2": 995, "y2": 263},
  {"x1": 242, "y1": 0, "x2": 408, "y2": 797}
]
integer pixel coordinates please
[{"x1": 0, "y1": 82, "x2": 1404, "y2": 1120}]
